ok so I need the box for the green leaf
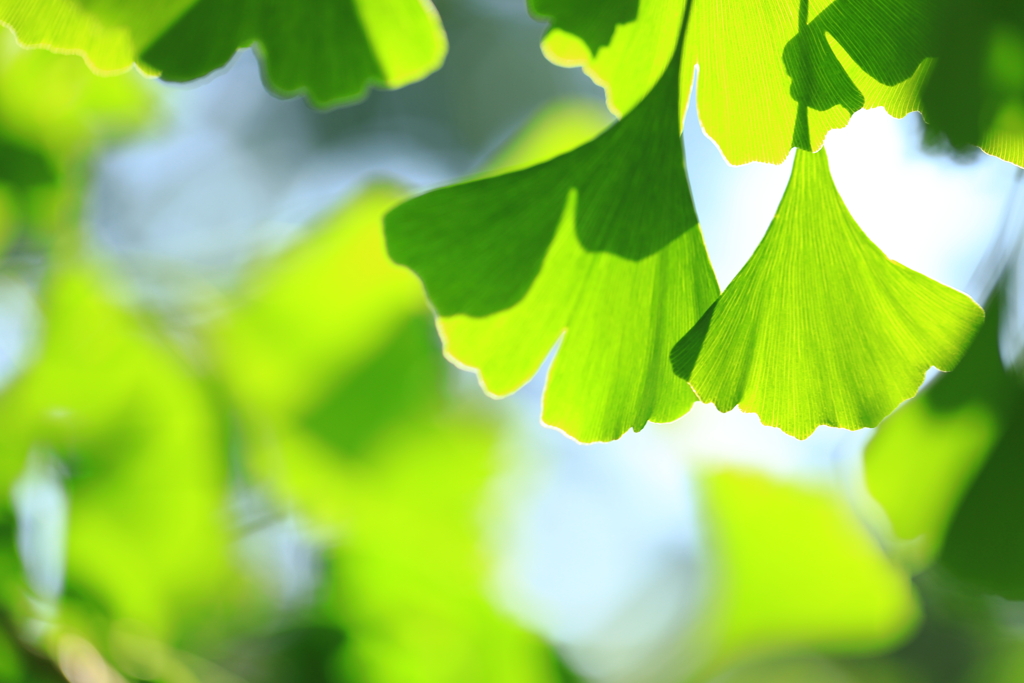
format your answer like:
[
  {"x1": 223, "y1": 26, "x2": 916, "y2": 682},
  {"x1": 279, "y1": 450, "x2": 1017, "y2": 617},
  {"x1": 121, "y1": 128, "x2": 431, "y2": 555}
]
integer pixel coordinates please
[
  {"x1": 0, "y1": 0, "x2": 447, "y2": 106},
  {"x1": 0, "y1": 34, "x2": 153, "y2": 247},
  {"x1": 0, "y1": 137, "x2": 54, "y2": 186},
  {"x1": 386, "y1": 44, "x2": 719, "y2": 442},
  {"x1": 528, "y1": 0, "x2": 639, "y2": 55},
  {"x1": 697, "y1": 469, "x2": 918, "y2": 673},
  {"x1": 672, "y1": 149, "x2": 983, "y2": 439},
  {"x1": 212, "y1": 184, "x2": 425, "y2": 420}
]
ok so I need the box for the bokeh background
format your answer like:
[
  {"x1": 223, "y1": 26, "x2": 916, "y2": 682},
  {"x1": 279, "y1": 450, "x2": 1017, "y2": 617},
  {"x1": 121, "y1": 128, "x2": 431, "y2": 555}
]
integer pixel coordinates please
[{"x1": 1, "y1": 0, "x2": 1024, "y2": 682}]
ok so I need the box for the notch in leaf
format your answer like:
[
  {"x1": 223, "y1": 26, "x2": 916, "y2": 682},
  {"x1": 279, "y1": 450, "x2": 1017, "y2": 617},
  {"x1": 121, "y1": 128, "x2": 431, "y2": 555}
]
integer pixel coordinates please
[
  {"x1": 671, "y1": 148, "x2": 983, "y2": 439},
  {"x1": 528, "y1": 0, "x2": 640, "y2": 56},
  {"x1": 385, "y1": 27, "x2": 719, "y2": 442},
  {"x1": 783, "y1": 0, "x2": 931, "y2": 116}
]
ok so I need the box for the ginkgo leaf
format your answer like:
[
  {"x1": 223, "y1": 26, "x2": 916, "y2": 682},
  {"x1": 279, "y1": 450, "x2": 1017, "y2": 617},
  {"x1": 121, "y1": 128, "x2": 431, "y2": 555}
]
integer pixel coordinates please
[
  {"x1": 528, "y1": 0, "x2": 639, "y2": 56},
  {"x1": 0, "y1": 0, "x2": 447, "y2": 106},
  {"x1": 386, "y1": 42, "x2": 719, "y2": 442},
  {"x1": 671, "y1": 148, "x2": 983, "y2": 439},
  {"x1": 696, "y1": 469, "x2": 918, "y2": 674}
]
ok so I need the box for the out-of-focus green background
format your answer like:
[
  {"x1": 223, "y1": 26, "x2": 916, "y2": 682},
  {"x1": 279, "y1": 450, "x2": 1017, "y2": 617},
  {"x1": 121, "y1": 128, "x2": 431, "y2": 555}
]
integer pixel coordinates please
[{"x1": 1, "y1": 1, "x2": 1024, "y2": 682}]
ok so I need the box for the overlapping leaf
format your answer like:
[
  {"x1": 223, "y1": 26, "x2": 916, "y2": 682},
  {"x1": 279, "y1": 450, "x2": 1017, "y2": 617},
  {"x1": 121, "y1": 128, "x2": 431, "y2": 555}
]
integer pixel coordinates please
[
  {"x1": 539, "y1": 0, "x2": 1024, "y2": 166},
  {"x1": 539, "y1": 0, "x2": 929, "y2": 164},
  {"x1": 386, "y1": 41, "x2": 719, "y2": 442},
  {"x1": 866, "y1": 288, "x2": 1024, "y2": 597},
  {"x1": 672, "y1": 149, "x2": 983, "y2": 438},
  {"x1": 528, "y1": 0, "x2": 639, "y2": 56},
  {"x1": 0, "y1": 0, "x2": 447, "y2": 105}
]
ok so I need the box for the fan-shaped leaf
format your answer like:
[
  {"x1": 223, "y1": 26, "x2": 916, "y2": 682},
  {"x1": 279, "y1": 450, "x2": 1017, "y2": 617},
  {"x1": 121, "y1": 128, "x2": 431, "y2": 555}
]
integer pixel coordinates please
[
  {"x1": 672, "y1": 149, "x2": 983, "y2": 439},
  {"x1": 386, "y1": 43, "x2": 719, "y2": 442}
]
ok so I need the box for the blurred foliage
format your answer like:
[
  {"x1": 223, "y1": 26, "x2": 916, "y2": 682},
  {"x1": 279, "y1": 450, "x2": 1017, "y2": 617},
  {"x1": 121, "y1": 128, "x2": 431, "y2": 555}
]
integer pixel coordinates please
[
  {"x1": 0, "y1": 2, "x2": 1022, "y2": 683},
  {"x1": 867, "y1": 280, "x2": 1024, "y2": 601}
]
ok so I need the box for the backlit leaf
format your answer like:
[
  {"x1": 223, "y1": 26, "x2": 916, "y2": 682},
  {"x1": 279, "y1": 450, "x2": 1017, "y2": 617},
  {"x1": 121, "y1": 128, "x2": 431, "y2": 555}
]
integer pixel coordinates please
[
  {"x1": 386, "y1": 44, "x2": 719, "y2": 442},
  {"x1": 672, "y1": 149, "x2": 983, "y2": 439}
]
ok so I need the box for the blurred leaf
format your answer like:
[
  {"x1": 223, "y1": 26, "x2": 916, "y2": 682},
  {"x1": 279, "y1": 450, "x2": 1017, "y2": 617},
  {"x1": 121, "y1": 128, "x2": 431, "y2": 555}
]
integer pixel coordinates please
[
  {"x1": 0, "y1": 266, "x2": 233, "y2": 639},
  {"x1": 0, "y1": 33, "x2": 153, "y2": 156},
  {"x1": 0, "y1": 0, "x2": 173, "y2": 73},
  {"x1": 528, "y1": 0, "x2": 639, "y2": 55},
  {"x1": 213, "y1": 184, "x2": 424, "y2": 420},
  {"x1": 387, "y1": 47, "x2": 719, "y2": 443},
  {"x1": 698, "y1": 470, "x2": 919, "y2": 673},
  {"x1": 215, "y1": 624, "x2": 346, "y2": 683},
  {"x1": 320, "y1": 419, "x2": 558, "y2": 683},
  {"x1": 710, "y1": 657, "x2": 866, "y2": 683},
  {"x1": 0, "y1": 0, "x2": 447, "y2": 106},
  {"x1": 213, "y1": 186, "x2": 560, "y2": 683},
  {"x1": 0, "y1": 138, "x2": 53, "y2": 187},
  {"x1": 940, "y1": 413, "x2": 1024, "y2": 599},
  {"x1": 865, "y1": 292, "x2": 1022, "y2": 568},
  {"x1": 922, "y1": 1, "x2": 1024, "y2": 157},
  {"x1": 672, "y1": 149, "x2": 982, "y2": 439},
  {"x1": 302, "y1": 314, "x2": 444, "y2": 457}
]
